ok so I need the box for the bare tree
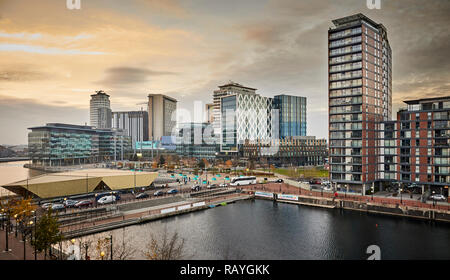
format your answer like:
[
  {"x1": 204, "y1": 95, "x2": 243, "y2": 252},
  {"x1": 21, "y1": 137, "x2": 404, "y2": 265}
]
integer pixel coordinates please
[{"x1": 143, "y1": 226, "x2": 186, "y2": 260}]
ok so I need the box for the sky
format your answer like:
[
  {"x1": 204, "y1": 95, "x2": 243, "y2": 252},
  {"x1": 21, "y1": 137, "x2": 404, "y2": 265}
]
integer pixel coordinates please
[{"x1": 0, "y1": 0, "x2": 449, "y2": 144}]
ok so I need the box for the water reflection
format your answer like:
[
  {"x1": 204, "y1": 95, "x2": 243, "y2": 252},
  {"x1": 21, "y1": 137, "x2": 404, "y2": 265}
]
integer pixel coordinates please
[{"x1": 65, "y1": 200, "x2": 450, "y2": 260}]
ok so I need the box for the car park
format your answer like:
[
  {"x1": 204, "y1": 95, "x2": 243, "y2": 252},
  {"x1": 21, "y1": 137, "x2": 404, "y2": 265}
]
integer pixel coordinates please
[
  {"x1": 154, "y1": 190, "x2": 164, "y2": 196},
  {"x1": 63, "y1": 199, "x2": 78, "y2": 208},
  {"x1": 219, "y1": 183, "x2": 227, "y2": 187},
  {"x1": 207, "y1": 184, "x2": 218, "y2": 189},
  {"x1": 167, "y1": 189, "x2": 178, "y2": 194},
  {"x1": 135, "y1": 192, "x2": 149, "y2": 199},
  {"x1": 97, "y1": 195, "x2": 116, "y2": 205},
  {"x1": 74, "y1": 200, "x2": 93, "y2": 208},
  {"x1": 191, "y1": 185, "x2": 201, "y2": 191}
]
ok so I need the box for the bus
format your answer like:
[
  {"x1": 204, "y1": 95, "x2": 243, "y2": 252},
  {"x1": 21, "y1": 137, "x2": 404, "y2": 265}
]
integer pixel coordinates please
[{"x1": 230, "y1": 176, "x2": 257, "y2": 186}]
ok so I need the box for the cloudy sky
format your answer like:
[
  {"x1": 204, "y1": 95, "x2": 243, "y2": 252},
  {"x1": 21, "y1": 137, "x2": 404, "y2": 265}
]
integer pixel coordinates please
[{"x1": 0, "y1": 0, "x2": 449, "y2": 144}]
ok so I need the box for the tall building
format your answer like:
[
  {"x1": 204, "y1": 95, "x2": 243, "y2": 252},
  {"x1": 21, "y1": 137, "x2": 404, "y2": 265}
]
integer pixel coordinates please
[
  {"x1": 213, "y1": 82, "x2": 257, "y2": 135},
  {"x1": 28, "y1": 123, "x2": 131, "y2": 166},
  {"x1": 328, "y1": 14, "x2": 392, "y2": 193},
  {"x1": 90, "y1": 90, "x2": 112, "y2": 129},
  {"x1": 379, "y1": 97, "x2": 449, "y2": 196},
  {"x1": 147, "y1": 94, "x2": 177, "y2": 141},
  {"x1": 220, "y1": 91, "x2": 274, "y2": 153},
  {"x1": 273, "y1": 95, "x2": 307, "y2": 138},
  {"x1": 112, "y1": 111, "x2": 149, "y2": 148}
]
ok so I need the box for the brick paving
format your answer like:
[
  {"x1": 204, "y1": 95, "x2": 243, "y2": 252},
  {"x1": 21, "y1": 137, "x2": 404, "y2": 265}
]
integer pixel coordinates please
[{"x1": 0, "y1": 228, "x2": 45, "y2": 260}]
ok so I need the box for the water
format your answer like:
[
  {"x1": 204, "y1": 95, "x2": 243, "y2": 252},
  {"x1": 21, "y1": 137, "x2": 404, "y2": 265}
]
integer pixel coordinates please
[
  {"x1": 0, "y1": 160, "x2": 46, "y2": 197},
  {"x1": 72, "y1": 199, "x2": 450, "y2": 260}
]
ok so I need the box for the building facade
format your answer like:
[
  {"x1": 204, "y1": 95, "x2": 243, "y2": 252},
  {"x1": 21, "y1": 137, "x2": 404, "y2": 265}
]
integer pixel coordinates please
[
  {"x1": 379, "y1": 97, "x2": 449, "y2": 196},
  {"x1": 328, "y1": 13, "x2": 392, "y2": 193},
  {"x1": 221, "y1": 92, "x2": 274, "y2": 153},
  {"x1": 148, "y1": 94, "x2": 177, "y2": 141},
  {"x1": 28, "y1": 123, "x2": 131, "y2": 166},
  {"x1": 176, "y1": 122, "x2": 218, "y2": 159},
  {"x1": 112, "y1": 110, "x2": 149, "y2": 148},
  {"x1": 90, "y1": 90, "x2": 112, "y2": 129},
  {"x1": 273, "y1": 95, "x2": 307, "y2": 138},
  {"x1": 213, "y1": 82, "x2": 258, "y2": 136},
  {"x1": 243, "y1": 136, "x2": 328, "y2": 166}
]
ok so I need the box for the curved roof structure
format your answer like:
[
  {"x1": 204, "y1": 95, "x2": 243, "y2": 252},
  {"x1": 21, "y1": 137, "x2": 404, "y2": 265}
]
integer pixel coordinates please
[{"x1": 2, "y1": 169, "x2": 158, "y2": 199}]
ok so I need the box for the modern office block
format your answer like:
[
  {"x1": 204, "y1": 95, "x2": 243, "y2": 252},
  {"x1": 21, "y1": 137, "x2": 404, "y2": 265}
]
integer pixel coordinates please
[
  {"x1": 243, "y1": 136, "x2": 327, "y2": 166},
  {"x1": 213, "y1": 82, "x2": 257, "y2": 136},
  {"x1": 148, "y1": 94, "x2": 177, "y2": 141},
  {"x1": 274, "y1": 95, "x2": 307, "y2": 138},
  {"x1": 112, "y1": 110, "x2": 149, "y2": 148},
  {"x1": 28, "y1": 123, "x2": 131, "y2": 166},
  {"x1": 176, "y1": 122, "x2": 218, "y2": 159},
  {"x1": 220, "y1": 91, "x2": 274, "y2": 153}
]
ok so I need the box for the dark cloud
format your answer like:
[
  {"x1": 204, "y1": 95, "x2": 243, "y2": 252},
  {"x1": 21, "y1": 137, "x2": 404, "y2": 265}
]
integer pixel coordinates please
[
  {"x1": 98, "y1": 66, "x2": 177, "y2": 86},
  {"x1": 0, "y1": 95, "x2": 88, "y2": 144},
  {"x1": 0, "y1": 69, "x2": 46, "y2": 82}
]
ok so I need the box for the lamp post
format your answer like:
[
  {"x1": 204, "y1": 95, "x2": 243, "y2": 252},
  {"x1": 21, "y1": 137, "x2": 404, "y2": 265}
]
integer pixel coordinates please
[
  {"x1": 14, "y1": 214, "x2": 18, "y2": 238},
  {"x1": 24, "y1": 220, "x2": 33, "y2": 260},
  {"x1": 432, "y1": 191, "x2": 436, "y2": 207},
  {"x1": 100, "y1": 251, "x2": 105, "y2": 260},
  {"x1": 399, "y1": 188, "x2": 403, "y2": 204},
  {"x1": 108, "y1": 235, "x2": 113, "y2": 260},
  {"x1": 70, "y1": 239, "x2": 76, "y2": 260},
  {"x1": 371, "y1": 186, "x2": 374, "y2": 201}
]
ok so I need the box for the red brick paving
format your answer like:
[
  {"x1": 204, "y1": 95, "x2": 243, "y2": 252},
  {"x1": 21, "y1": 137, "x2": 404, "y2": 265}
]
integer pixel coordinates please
[{"x1": 0, "y1": 228, "x2": 45, "y2": 260}]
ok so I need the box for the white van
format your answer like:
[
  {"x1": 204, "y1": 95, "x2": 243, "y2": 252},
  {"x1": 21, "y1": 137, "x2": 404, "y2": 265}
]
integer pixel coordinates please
[{"x1": 97, "y1": 195, "x2": 116, "y2": 205}]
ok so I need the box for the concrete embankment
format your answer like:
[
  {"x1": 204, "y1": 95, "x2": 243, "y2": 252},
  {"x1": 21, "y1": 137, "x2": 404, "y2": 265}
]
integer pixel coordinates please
[
  {"x1": 62, "y1": 194, "x2": 252, "y2": 239},
  {"x1": 252, "y1": 191, "x2": 450, "y2": 223}
]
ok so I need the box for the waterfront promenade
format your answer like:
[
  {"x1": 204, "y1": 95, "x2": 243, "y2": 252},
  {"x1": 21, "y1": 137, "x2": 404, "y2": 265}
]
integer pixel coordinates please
[{"x1": 0, "y1": 229, "x2": 45, "y2": 260}]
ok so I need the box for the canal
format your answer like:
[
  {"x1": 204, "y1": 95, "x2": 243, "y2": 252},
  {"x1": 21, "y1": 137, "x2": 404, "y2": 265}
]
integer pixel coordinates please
[{"x1": 66, "y1": 199, "x2": 450, "y2": 260}]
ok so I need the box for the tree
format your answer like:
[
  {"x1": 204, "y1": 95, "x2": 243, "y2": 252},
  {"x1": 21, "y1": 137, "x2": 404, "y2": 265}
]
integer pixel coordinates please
[
  {"x1": 158, "y1": 155, "x2": 166, "y2": 167},
  {"x1": 143, "y1": 227, "x2": 186, "y2": 260},
  {"x1": 32, "y1": 209, "x2": 63, "y2": 260},
  {"x1": 197, "y1": 159, "x2": 205, "y2": 169}
]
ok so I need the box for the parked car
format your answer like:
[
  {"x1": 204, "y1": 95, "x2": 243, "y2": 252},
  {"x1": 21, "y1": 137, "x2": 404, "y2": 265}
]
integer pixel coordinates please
[
  {"x1": 135, "y1": 192, "x2": 149, "y2": 199},
  {"x1": 167, "y1": 189, "x2": 178, "y2": 194},
  {"x1": 207, "y1": 184, "x2": 218, "y2": 189},
  {"x1": 41, "y1": 203, "x2": 53, "y2": 210},
  {"x1": 154, "y1": 190, "x2": 164, "y2": 196},
  {"x1": 74, "y1": 200, "x2": 93, "y2": 208},
  {"x1": 63, "y1": 199, "x2": 78, "y2": 208},
  {"x1": 97, "y1": 195, "x2": 116, "y2": 205},
  {"x1": 191, "y1": 185, "x2": 201, "y2": 191},
  {"x1": 321, "y1": 180, "x2": 330, "y2": 186},
  {"x1": 219, "y1": 183, "x2": 227, "y2": 188},
  {"x1": 51, "y1": 204, "x2": 65, "y2": 211},
  {"x1": 429, "y1": 194, "x2": 446, "y2": 201},
  {"x1": 275, "y1": 179, "x2": 284, "y2": 183}
]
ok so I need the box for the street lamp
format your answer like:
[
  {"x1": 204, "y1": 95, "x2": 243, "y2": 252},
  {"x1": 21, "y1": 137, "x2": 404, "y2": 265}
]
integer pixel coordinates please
[
  {"x1": 13, "y1": 214, "x2": 18, "y2": 238},
  {"x1": 371, "y1": 186, "x2": 374, "y2": 200},
  {"x1": 399, "y1": 188, "x2": 403, "y2": 204},
  {"x1": 23, "y1": 220, "x2": 33, "y2": 260},
  {"x1": 100, "y1": 251, "x2": 105, "y2": 260},
  {"x1": 432, "y1": 191, "x2": 436, "y2": 207}
]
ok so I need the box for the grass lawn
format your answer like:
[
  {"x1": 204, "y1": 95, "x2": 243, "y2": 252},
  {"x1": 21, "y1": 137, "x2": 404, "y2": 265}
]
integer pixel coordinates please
[{"x1": 274, "y1": 167, "x2": 329, "y2": 178}]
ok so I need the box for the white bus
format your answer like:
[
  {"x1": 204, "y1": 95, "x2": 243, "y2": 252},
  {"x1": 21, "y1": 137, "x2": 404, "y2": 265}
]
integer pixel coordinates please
[{"x1": 230, "y1": 176, "x2": 257, "y2": 186}]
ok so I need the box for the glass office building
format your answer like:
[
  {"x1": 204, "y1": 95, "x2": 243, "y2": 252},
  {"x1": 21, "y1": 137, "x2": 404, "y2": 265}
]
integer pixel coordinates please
[
  {"x1": 28, "y1": 123, "x2": 131, "y2": 166},
  {"x1": 273, "y1": 95, "x2": 307, "y2": 138}
]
